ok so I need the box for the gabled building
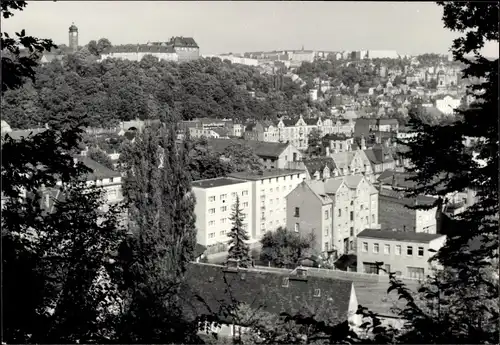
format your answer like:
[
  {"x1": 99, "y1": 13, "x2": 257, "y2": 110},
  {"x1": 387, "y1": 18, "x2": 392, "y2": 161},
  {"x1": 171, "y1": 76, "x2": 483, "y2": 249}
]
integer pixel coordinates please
[
  {"x1": 329, "y1": 148, "x2": 373, "y2": 181},
  {"x1": 302, "y1": 157, "x2": 338, "y2": 180},
  {"x1": 363, "y1": 144, "x2": 396, "y2": 176},
  {"x1": 181, "y1": 261, "x2": 361, "y2": 339},
  {"x1": 286, "y1": 175, "x2": 379, "y2": 256}
]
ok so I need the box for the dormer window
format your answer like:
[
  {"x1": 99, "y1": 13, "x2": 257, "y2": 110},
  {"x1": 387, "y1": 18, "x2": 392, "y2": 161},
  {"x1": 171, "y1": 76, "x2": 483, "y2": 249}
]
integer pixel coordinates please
[{"x1": 314, "y1": 288, "x2": 321, "y2": 297}]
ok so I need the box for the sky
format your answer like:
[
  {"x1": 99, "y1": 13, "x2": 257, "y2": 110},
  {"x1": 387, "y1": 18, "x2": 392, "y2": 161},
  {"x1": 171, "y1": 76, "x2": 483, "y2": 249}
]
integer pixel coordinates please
[{"x1": 4, "y1": 1, "x2": 499, "y2": 57}]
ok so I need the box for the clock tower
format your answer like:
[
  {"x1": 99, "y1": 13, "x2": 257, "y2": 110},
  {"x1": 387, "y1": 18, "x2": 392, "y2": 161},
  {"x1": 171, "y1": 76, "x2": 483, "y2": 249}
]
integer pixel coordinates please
[{"x1": 69, "y1": 22, "x2": 78, "y2": 52}]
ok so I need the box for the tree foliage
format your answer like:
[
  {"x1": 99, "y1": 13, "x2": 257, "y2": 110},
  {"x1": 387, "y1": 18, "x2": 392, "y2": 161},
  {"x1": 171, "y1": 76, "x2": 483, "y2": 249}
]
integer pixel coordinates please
[
  {"x1": 260, "y1": 227, "x2": 315, "y2": 269},
  {"x1": 114, "y1": 125, "x2": 200, "y2": 342},
  {"x1": 227, "y1": 196, "x2": 251, "y2": 268},
  {"x1": 87, "y1": 146, "x2": 115, "y2": 170},
  {"x1": 2, "y1": 54, "x2": 331, "y2": 130}
]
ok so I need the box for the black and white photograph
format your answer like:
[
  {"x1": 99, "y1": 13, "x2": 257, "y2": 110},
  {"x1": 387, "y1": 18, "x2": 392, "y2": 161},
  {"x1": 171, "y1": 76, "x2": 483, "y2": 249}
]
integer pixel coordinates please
[{"x1": 1, "y1": 1, "x2": 498, "y2": 344}]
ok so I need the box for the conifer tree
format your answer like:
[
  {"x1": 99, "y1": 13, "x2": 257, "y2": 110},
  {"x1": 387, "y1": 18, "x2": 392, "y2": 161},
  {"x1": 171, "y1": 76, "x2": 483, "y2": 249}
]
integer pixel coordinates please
[
  {"x1": 115, "y1": 125, "x2": 199, "y2": 343},
  {"x1": 227, "y1": 195, "x2": 251, "y2": 268}
]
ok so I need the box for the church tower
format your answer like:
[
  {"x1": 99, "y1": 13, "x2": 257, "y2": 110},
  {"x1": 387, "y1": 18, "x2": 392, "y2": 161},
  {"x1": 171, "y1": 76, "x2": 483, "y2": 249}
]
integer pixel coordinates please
[{"x1": 68, "y1": 22, "x2": 78, "y2": 52}]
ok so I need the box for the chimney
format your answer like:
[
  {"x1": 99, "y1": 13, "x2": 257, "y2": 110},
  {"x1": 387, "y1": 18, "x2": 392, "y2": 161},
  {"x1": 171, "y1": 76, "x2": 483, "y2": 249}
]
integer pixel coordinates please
[{"x1": 325, "y1": 146, "x2": 330, "y2": 156}]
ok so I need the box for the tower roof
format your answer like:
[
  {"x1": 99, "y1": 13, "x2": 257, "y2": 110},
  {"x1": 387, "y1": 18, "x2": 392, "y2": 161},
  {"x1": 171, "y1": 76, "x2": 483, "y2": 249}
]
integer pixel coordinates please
[{"x1": 69, "y1": 22, "x2": 78, "y2": 32}]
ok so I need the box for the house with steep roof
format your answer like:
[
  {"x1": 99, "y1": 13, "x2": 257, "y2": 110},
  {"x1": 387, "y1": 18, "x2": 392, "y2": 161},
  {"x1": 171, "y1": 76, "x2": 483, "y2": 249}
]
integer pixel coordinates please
[
  {"x1": 207, "y1": 138, "x2": 302, "y2": 170},
  {"x1": 363, "y1": 144, "x2": 396, "y2": 176},
  {"x1": 356, "y1": 228, "x2": 445, "y2": 279},
  {"x1": 329, "y1": 148, "x2": 373, "y2": 181},
  {"x1": 286, "y1": 175, "x2": 379, "y2": 256},
  {"x1": 302, "y1": 157, "x2": 338, "y2": 180},
  {"x1": 181, "y1": 261, "x2": 361, "y2": 339}
]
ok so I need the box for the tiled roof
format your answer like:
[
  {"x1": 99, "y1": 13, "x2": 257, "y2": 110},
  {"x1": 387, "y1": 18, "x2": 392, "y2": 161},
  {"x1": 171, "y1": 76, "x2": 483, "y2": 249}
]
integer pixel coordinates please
[
  {"x1": 207, "y1": 138, "x2": 290, "y2": 159},
  {"x1": 303, "y1": 157, "x2": 336, "y2": 178},
  {"x1": 343, "y1": 175, "x2": 364, "y2": 189},
  {"x1": 377, "y1": 170, "x2": 416, "y2": 189},
  {"x1": 77, "y1": 156, "x2": 121, "y2": 180},
  {"x1": 330, "y1": 151, "x2": 356, "y2": 169},
  {"x1": 192, "y1": 177, "x2": 247, "y2": 189},
  {"x1": 304, "y1": 180, "x2": 334, "y2": 205},
  {"x1": 364, "y1": 146, "x2": 394, "y2": 165},
  {"x1": 357, "y1": 228, "x2": 444, "y2": 243},
  {"x1": 103, "y1": 44, "x2": 176, "y2": 54},
  {"x1": 180, "y1": 263, "x2": 354, "y2": 324},
  {"x1": 323, "y1": 133, "x2": 352, "y2": 141},
  {"x1": 212, "y1": 128, "x2": 229, "y2": 137},
  {"x1": 379, "y1": 188, "x2": 438, "y2": 207},
  {"x1": 282, "y1": 119, "x2": 297, "y2": 126},
  {"x1": 169, "y1": 36, "x2": 199, "y2": 48}
]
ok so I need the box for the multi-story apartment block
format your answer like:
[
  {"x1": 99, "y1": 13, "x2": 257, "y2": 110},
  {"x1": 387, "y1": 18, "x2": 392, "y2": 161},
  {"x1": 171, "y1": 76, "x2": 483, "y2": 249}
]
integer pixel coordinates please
[
  {"x1": 244, "y1": 116, "x2": 356, "y2": 151},
  {"x1": 192, "y1": 178, "x2": 253, "y2": 252},
  {"x1": 188, "y1": 127, "x2": 229, "y2": 139},
  {"x1": 286, "y1": 175, "x2": 379, "y2": 256},
  {"x1": 356, "y1": 229, "x2": 446, "y2": 279},
  {"x1": 208, "y1": 138, "x2": 303, "y2": 170},
  {"x1": 228, "y1": 169, "x2": 307, "y2": 240}
]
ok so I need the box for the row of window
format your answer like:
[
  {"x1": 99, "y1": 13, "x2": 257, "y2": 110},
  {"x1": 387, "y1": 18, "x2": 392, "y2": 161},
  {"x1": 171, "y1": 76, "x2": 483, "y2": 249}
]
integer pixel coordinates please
[
  {"x1": 261, "y1": 184, "x2": 295, "y2": 194},
  {"x1": 208, "y1": 202, "x2": 248, "y2": 214},
  {"x1": 259, "y1": 174, "x2": 302, "y2": 185},
  {"x1": 362, "y1": 242, "x2": 425, "y2": 257},
  {"x1": 208, "y1": 191, "x2": 248, "y2": 202},
  {"x1": 208, "y1": 219, "x2": 248, "y2": 228},
  {"x1": 207, "y1": 225, "x2": 248, "y2": 239}
]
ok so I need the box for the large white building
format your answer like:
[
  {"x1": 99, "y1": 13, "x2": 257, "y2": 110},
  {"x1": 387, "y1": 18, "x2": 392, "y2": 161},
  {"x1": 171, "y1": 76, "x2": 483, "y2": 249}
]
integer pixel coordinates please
[
  {"x1": 192, "y1": 178, "x2": 253, "y2": 251},
  {"x1": 435, "y1": 95, "x2": 461, "y2": 115},
  {"x1": 228, "y1": 169, "x2": 307, "y2": 240}
]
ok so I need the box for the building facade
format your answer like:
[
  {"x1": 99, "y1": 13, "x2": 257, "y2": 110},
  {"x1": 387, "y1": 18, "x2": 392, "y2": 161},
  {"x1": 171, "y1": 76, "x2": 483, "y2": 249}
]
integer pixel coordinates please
[
  {"x1": 356, "y1": 229, "x2": 446, "y2": 279},
  {"x1": 286, "y1": 175, "x2": 379, "y2": 256},
  {"x1": 378, "y1": 187, "x2": 439, "y2": 234},
  {"x1": 192, "y1": 178, "x2": 253, "y2": 252},
  {"x1": 228, "y1": 169, "x2": 307, "y2": 240}
]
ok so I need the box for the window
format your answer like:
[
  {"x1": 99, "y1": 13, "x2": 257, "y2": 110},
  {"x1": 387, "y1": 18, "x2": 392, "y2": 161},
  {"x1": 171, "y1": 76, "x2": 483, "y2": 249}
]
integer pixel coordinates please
[
  {"x1": 220, "y1": 218, "x2": 226, "y2": 224},
  {"x1": 242, "y1": 224, "x2": 248, "y2": 230},
  {"x1": 282, "y1": 277, "x2": 289, "y2": 287},
  {"x1": 294, "y1": 207, "x2": 300, "y2": 217},
  {"x1": 208, "y1": 220, "x2": 215, "y2": 227},
  {"x1": 208, "y1": 208, "x2": 215, "y2": 214},
  {"x1": 350, "y1": 200, "x2": 354, "y2": 206},
  {"x1": 362, "y1": 242, "x2": 368, "y2": 252},
  {"x1": 407, "y1": 246, "x2": 413, "y2": 256},
  {"x1": 324, "y1": 242, "x2": 329, "y2": 251},
  {"x1": 384, "y1": 244, "x2": 390, "y2": 254},
  {"x1": 243, "y1": 202, "x2": 248, "y2": 208},
  {"x1": 261, "y1": 222, "x2": 265, "y2": 230},
  {"x1": 242, "y1": 190, "x2": 248, "y2": 196},
  {"x1": 261, "y1": 212, "x2": 265, "y2": 218},
  {"x1": 276, "y1": 187, "x2": 280, "y2": 192},
  {"x1": 220, "y1": 230, "x2": 226, "y2": 236},
  {"x1": 270, "y1": 199, "x2": 273, "y2": 204},
  {"x1": 231, "y1": 192, "x2": 237, "y2": 198},
  {"x1": 366, "y1": 216, "x2": 369, "y2": 224},
  {"x1": 208, "y1": 232, "x2": 216, "y2": 238},
  {"x1": 220, "y1": 194, "x2": 227, "y2": 200},
  {"x1": 338, "y1": 209, "x2": 342, "y2": 217},
  {"x1": 276, "y1": 177, "x2": 279, "y2": 182},
  {"x1": 275, "y1": 198, "x2": 279, "y2": 203},
  {"x1": 325, "y1": 226, "x2": 329, "y2": 236},
  {"x1": 350, "y1": 211, "x2": 354, "y2": 221},
  {"x1": 395, "y1": 245, "x2": 402, "y2": 255},
  {"x1": 418, "y1": 246, "x2": 424, "y2": 257},
  {"x1": 294, "y1": 223, "x2": 300, "y2": 232},
  {"x1": 313, "y1": 288, "x2": 321, "y2": 297},
  {"x1": 208, "y1": 196, "x2": 216, "y2": 202},
  {"x1": 350, "y1": 227, "x2": 354, "y2": 236},
  {"x1": 407, "y1": 267, "x2": 425, "y2": 280},
  {"x1": 220, "y1": 206, "x2": 227, "y2": 212},
  {"x1": 325, "y1": 210, "x2": 329, "y2": 220},
  {"x1": 350, "y1": 240, "x2": 354, "y2": 250},
  {"x1": 260, "y1": 190, "x2": 265, "y2": 195},
  {"x1": 363, "y1": 262, "x2": 379, "y2": 274},
  {"x1": 373, "y1": 243, "x2": 379, "y2": 253},
  {"x1": 270, "y1": 188, "x2": 273, "y2": 193}
]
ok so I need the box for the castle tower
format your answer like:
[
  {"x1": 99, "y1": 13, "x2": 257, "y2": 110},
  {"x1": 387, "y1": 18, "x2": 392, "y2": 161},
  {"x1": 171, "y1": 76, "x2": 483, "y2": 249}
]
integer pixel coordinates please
[{"x1": 68, "y1": 22, "x2": 78, "y2": 52}]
